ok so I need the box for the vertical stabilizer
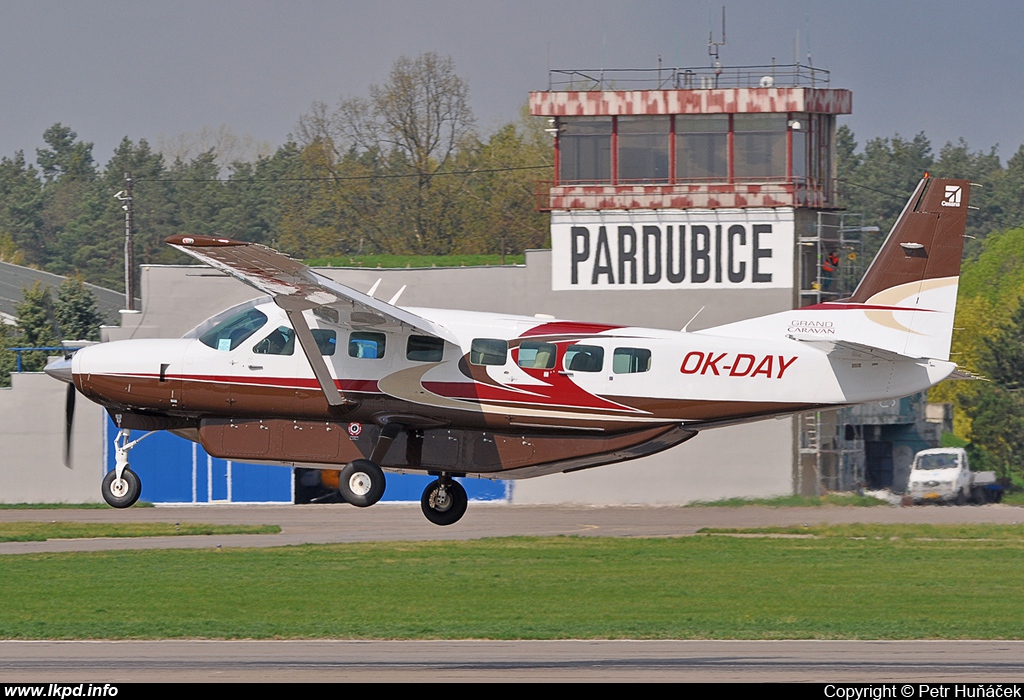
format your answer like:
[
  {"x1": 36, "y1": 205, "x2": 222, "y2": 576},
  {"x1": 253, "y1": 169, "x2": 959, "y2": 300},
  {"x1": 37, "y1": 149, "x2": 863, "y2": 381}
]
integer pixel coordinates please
[
  {"x1": 847, "y1": 176, "x2": 970, "y2": 305},
  {"x1": 840, "y1": 176, "x2": 969, "y2": 359},
  {"x1": 701, "y1": 177, "x2": 971, "y2": 361}
]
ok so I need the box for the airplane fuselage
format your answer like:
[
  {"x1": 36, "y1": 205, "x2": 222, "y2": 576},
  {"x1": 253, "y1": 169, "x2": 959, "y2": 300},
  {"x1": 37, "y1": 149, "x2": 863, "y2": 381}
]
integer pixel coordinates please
[{"x1": 72, "y1": 298, "x2": 952, "y2": 449}]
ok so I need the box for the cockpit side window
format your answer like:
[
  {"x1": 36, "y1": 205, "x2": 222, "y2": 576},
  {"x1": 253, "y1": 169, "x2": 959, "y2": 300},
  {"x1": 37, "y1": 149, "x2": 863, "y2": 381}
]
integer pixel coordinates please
[
  {"x1": 313, "y1": 329, "x2": 337, "y2": 356},
  {"x1": 198, "y1": 308, "x2": 268, "y2": 351},
  {"x1": 253, "y1": 326, "x2": 295, "y2": 355}
]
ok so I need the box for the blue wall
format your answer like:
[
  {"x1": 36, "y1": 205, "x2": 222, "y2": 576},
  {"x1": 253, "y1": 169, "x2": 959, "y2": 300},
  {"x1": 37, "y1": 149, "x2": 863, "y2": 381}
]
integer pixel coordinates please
[{"x1": 103, "y1": 417, "x2": 507, "y2": 504}]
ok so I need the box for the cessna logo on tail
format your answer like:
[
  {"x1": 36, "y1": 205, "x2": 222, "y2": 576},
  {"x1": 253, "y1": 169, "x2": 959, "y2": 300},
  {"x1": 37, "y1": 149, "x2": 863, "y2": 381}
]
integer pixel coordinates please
[{"x1": 942, "y1": 185, "x2": 962, "y2": 207}]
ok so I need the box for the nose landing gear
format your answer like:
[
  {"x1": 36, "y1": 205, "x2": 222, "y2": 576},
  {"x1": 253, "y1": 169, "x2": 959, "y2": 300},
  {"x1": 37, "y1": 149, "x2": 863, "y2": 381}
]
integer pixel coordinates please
[{"x1": 101, "y1": 428, "x2": 155, "y2": 509}]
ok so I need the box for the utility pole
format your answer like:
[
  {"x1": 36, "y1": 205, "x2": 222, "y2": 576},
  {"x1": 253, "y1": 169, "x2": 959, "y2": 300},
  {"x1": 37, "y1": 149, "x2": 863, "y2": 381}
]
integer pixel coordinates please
[{"x1": 114, "y1": 173, "x2": 135, "y2": 311}]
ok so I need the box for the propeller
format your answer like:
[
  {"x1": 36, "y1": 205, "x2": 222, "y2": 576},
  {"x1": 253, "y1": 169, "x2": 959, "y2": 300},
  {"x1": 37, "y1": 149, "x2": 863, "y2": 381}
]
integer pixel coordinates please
[
  {"x1": 44, "y1": 348, "x2": 79, "y2": 469},
  {"x1": 63, "y1": 381, "x2": 76, "y2": 468},
  {"x1": 45, "y1": 341, "x2": 98, "y2": 469}
]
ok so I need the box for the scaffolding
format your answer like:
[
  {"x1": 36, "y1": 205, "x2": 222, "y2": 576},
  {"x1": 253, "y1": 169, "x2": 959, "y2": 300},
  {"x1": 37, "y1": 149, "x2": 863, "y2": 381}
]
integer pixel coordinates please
[{"x1": 797, "y1": 211, "x2": 881, "y2": 493}]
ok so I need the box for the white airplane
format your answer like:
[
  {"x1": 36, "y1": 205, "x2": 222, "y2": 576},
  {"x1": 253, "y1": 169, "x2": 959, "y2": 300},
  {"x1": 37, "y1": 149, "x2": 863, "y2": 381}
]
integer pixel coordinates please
[{"x1": 46, "y1": 176, "x2": 970, "y2": 525}]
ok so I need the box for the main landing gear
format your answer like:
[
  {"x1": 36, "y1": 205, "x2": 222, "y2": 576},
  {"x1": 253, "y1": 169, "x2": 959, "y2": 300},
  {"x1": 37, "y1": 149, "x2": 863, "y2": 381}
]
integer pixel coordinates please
[
  {"x1": 338, "y1": 459, "x2": 386, "y2": 507},
  {"x1": 101, "y1": 428, "x2": 154, "y2": 508},
  {"x1": 420, "y1": 475, "x2": 468, "y2": 526}
]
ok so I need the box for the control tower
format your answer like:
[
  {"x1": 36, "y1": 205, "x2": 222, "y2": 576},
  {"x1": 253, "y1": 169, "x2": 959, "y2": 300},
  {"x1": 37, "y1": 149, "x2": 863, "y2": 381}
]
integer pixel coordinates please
[{"x1": 531, "y1": 64, "x2": 851, "y2": 305}]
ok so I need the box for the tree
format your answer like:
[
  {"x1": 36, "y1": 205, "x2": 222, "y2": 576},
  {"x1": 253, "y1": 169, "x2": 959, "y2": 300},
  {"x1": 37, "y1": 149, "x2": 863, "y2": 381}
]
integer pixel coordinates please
[
  {"x1": 0, "y1": 322, "x2": 17, "y2": 388},
  {"x1": 36, "y1": 124, "x2": 96, "y2": 183},
  {"x1": 0, "y1": 152, "x2": 44, "y2": 265},
  {"x1": 296, "y1": 52, "x2": 477, "y2": 255},
  {"x1": 956, "y1": 299, "x2": 1024, "y2": 484},
  {"x1": 54, "y1": 277, "x2": 102, "y2": 341},
  {"x1": 14, "y1": 282, "x2": 58, "y2": 372}
]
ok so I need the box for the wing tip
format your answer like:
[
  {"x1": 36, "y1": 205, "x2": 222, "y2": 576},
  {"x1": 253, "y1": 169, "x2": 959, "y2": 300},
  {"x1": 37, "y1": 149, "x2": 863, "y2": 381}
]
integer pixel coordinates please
[{"x1": 165, "y1": 234, "x2": 249, "y2": 247}]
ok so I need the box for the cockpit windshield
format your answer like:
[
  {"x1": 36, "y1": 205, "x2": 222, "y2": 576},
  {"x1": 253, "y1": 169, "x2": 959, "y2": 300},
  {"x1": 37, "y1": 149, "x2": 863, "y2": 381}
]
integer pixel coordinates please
[
  {"x1": 198, "y1": 308, "x2": 268, "y2": 351},
  {"x1": 914, "y1": 453, "x2": 958, "y2": 470}
]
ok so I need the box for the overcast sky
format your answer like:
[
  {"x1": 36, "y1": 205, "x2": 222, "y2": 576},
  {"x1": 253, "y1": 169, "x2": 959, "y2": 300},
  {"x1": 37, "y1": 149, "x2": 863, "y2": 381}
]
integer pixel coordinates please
[{"x1": 1, "y1": 0, "x2": 1022, "y2": 167}]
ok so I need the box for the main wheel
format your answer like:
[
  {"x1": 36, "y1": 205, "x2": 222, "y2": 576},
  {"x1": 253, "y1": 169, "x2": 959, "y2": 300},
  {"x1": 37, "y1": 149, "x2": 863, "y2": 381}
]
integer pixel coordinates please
[
  {"x1": 101, "y1": 467, "x2": 142, "y2": 508},
  {"x1": 420, "y1": 479, "x2": 468, "y2": 526},
  {"x1": 338, "y1": 459, "x2": 386, "y2": 507}
]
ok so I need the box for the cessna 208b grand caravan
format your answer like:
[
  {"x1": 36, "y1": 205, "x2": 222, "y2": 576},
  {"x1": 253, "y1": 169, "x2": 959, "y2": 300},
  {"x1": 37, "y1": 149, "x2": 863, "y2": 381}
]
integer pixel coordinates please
[{"x1": 46, "y1": 176, "x2": 970, "y2": 525}]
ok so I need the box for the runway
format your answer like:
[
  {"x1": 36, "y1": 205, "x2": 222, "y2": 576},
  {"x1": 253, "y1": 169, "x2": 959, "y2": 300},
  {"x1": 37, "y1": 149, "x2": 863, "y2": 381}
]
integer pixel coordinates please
[
  {"x1": 2, "y1": 639, "x2": 1024, "y2": 683},
  {"x1": 2, "y1": 503, "x2": 1022, "y2": 682}
]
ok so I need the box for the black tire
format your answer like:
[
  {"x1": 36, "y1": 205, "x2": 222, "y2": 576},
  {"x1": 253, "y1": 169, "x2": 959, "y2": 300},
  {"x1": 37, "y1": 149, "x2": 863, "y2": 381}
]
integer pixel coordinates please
[
  {"x1": 101, "y1": 467, "x2": 142, "y2": 508},
  {"x1": 420, "y1": 479, "x2": 468, "y2": 526},
  {"x1": 338, "y1": 459, "x2": 386, "y2": 507},
  {"x1": 955, "y1": 489, "x2": 967, "y2": 506}
]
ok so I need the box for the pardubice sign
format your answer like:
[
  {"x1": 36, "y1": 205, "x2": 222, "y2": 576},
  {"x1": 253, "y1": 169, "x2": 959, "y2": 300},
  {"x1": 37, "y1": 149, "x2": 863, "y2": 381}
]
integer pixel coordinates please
[{"x1": 551, "y1": 210, "x2": 794, "y2": 291}]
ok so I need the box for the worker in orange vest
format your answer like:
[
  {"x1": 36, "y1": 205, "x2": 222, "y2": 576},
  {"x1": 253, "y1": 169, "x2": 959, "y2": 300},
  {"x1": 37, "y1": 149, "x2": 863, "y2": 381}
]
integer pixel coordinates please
[{"x1": 822, "y1": 249, "x2": 840, "y2": 291}]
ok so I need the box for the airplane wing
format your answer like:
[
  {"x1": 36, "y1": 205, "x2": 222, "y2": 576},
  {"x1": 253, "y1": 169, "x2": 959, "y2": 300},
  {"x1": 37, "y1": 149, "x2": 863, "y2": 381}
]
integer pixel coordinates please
[
  {"x1": 166, "y1": 235, "x2": 458, "y2": 343},
  {"x1": 166, "y1": 234, "x2": 459, "y2": 406}
]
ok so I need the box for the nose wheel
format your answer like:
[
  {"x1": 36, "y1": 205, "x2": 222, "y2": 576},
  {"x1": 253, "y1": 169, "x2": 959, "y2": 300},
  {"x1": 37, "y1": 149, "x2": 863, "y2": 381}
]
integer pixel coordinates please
[
  {"x1": 420, "y1": 477, "x2": 467, "y2": 526},
  {"x1": 102, "y1": 466, "x2": 141, "y2": 508}
]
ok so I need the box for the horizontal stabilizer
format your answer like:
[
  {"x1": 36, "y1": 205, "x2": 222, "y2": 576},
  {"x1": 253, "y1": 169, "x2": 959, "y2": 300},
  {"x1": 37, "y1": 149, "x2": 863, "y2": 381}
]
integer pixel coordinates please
[
  {"x1": 789, "y1": 336, "x2": 924, "y2": 363},
  {"x1": 946, "y1": 368, "x2": 987, "y2": 381}
]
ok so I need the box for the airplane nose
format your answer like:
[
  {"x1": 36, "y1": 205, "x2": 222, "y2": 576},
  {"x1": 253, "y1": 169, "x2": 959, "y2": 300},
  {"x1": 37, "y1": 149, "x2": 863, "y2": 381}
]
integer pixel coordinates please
[{"x1": 44, "y1": 357, "x2": 74, "y2": 384}]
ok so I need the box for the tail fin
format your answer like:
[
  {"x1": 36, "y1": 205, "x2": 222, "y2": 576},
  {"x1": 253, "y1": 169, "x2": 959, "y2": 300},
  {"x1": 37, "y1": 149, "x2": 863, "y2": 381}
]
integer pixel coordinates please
[
  {"x1": 701, "y1": 176, "x2": 971, "y2": 361},
  {"x1": 837, "y1": 176, "x2": 969, "y2": 359},
  {"x1": 847, "y1": 176, "x2": 970, "y2": 305}
]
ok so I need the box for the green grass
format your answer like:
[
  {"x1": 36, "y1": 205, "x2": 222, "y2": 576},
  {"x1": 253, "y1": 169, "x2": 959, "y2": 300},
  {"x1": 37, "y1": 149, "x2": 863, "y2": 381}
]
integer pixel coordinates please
[
  {"x1": 685, "y1": 493, "x2": 889, "y2": 507},
  {"x1": 1, "y1": 531, "x2": 1023, "y2": 639},
  {"x1": 697, "y1": 523, "x2": 1024, "y2": 540},
  {"x1": 1002, "y1": 491, "x2": 1024, "y2": 506},
  {"x1": 305, "y1": 253, "x2": 525, "y2": 268},
  {"x1": 0, "y1": 502, "x2": 154, "y2": 509},
  {"x1": 0, "y1": 522, "x2": 280, "y2": 542}
]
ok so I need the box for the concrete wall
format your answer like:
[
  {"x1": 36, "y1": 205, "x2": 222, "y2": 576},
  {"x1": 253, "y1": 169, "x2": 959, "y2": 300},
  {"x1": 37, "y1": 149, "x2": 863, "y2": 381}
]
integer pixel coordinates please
[
  {"x1": 99, "y1": 252, "x2": 796, "y2": 505},
  {"x1": 0, "y1": 371, "x2": 105, "y2": 503}
]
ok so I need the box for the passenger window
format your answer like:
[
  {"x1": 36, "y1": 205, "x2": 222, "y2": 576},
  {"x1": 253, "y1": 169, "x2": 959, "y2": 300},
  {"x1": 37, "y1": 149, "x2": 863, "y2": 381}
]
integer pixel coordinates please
[
  {"x1": 349, "y1": 332, "x2": 386, "y2": 359},
  {"x1": 253, "y1": 327, "x2": 295, "y2": 356},
  {"x1": 313, "y1": 329, "x2": 337, "y2": 356},
  {"x1": 470, "y1": 338, "x2": 508, "y2": 366},
  {"x1": 613, "y1": 347, "x2": 652, "y2": 374},
  {"x1": 407, "y1": 335, "x2": 444, "y2": 362},
  {"x1": 517, "y1": 341, "x2": 556, "y2": 369},
  {"x1": 564, "y1": 345, "x2": 604, "y2": 372}
]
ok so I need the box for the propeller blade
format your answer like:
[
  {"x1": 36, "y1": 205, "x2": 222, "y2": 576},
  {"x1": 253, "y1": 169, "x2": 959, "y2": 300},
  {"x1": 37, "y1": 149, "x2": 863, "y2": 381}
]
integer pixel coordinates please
[{"x1": 63, "y1": 383, "x2": 75, "y2": 468}]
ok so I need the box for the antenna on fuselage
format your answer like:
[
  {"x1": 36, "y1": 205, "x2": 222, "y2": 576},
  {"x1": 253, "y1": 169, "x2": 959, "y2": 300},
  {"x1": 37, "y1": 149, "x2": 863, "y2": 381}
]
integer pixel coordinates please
[
  {"x1": 682, "y1": 306, "x2": 705, "y2": 332},
  {"x1": 367, "y1": 278, "x2": 382, "y2": 298}
]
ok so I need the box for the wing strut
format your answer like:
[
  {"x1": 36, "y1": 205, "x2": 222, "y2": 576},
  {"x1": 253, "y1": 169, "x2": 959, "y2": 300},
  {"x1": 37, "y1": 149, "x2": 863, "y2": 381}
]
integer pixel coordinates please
[{"x1": 279, "y1": 300, "x2": 350, "y2": 408}]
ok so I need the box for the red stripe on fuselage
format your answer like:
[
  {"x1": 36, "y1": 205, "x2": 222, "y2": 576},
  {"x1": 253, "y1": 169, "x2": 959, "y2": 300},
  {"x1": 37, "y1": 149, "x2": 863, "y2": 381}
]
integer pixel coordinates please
[{"x1": 521, "y1": 321, "x2": 621, "y2": 337}]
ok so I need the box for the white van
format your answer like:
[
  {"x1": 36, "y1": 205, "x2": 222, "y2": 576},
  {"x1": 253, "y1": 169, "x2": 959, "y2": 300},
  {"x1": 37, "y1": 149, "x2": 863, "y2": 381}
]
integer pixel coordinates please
[{"x1": 907, "y1": 448, "x2": 973, "y2": 505}]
